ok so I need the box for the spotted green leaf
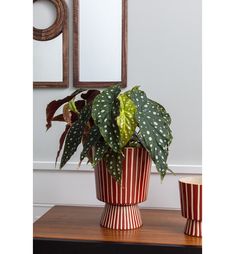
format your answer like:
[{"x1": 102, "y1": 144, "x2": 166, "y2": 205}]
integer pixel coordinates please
[
  {"x1": 116, "y1": 94, "x2": 137, "y2": 148},
  {"x1": 146, "y1": 99, "x2": 173, "y2": 147},
  {"x1": 128, "y1": 88, "x2": 173, "y2": 180},
  {"x1": 92, "y1": 85, "x2": 121, "y2": 153},
  {"x1": 138, "y1": 131, "x2": 169, "y2": 181},
  {"x1": 104, "y1": 150, "x2": 123, "y2": 182},
  {"x1": 92, "y1": 139, "x2": 109, "y2": 166},
  {"x1": 60, "y1": 104, "x2": 91, "y2": 169},
  {"x1": 149, "y1": 99, "x2": 171, "y2": 125},
  {"x1": 80, "y1": 125, "x2": 101, "y2": 162},
  {"x1": 55, "y1": 124, "x2": 70, "y2": 165}
]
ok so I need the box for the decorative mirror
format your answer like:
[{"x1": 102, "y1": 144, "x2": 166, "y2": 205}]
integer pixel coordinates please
[
  {"x1": 33, "y1": 0, "x2": 69, "y2": 88},
  {"x1": 73, "y1": 0, "x2": 127, "y2": 88}
]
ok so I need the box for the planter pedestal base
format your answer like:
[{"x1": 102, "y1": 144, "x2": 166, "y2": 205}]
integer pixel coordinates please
[
  {"x1": 95, "y1": 148, "x2": 152, "y2": 230},
  {"x1": 184, "y1": 219, "x2": 202, "y2": 237},
  {"x1": 100, "y1": 204, "x2": 143, "y2": 230}
]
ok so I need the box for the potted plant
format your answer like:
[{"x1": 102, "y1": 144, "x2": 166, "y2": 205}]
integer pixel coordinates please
[{"x1": 46, "y1": 85, "x2": 173, "y2": 230}]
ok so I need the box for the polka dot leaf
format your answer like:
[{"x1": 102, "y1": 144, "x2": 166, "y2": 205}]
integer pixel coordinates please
[
  {"x1": 80, "y1": 125, "x2": 101, "y2": 163},
  {"x1": 92, "y1": 139, "x2": 109, "y2": 166},
  {"x1": 127, "y1": 87, "x2": 173, "y2": 181},
  {"x1": 104, "y1": 150, "x2": 123, "y2": 182},
  {"x1": 116, "y1": 94, "x2": 137, "y2": 148},
  {"x1": 60, "y1": 104, "x2": 92, "y2": 169},
  {"x1": 91, "y1": 85, "x2": 121, "y2": 153}
]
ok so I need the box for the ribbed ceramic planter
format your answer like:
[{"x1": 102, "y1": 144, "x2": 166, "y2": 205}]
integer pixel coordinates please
[
  {"x1": 94, "y1": 147, "x2": 152, "y2": 230},
  {"x1": 179, "y1": 176, "x2": 202, "y2": 237}
]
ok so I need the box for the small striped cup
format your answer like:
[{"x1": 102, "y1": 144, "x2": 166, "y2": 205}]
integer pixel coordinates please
[{"x1": 179, "y1": 176, "x2": 202, "y2": 237}]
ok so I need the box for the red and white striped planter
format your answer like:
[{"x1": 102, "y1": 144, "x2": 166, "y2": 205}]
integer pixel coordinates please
[
  {"x1": 179, "y1": 176, "x2": 202, "y2": 237},
  {"x1": 94, "y1": 147, "x2": 152, "y2": 230}
]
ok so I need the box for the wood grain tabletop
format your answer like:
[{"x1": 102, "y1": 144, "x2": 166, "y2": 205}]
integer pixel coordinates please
[{"x1": 33, "y1": 206, "x2": 202, "y2": 247}]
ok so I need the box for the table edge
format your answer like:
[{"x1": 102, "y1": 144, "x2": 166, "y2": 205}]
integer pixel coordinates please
[{"x1": 33, "y1": 237, "x2": 202, "y2": 249}]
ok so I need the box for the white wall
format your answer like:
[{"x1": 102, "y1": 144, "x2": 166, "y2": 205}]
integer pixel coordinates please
[{"x1": 33, "y1": 0, "x2": 201, "y2": 221}]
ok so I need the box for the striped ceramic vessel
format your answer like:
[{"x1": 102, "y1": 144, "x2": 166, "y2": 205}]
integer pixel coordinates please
[
  {"x1": 179, "y1": 176, "x2": 202, "y2": 237},
  {"x1": 94, "y1": 147, "x2": 152, "y2": 230}
]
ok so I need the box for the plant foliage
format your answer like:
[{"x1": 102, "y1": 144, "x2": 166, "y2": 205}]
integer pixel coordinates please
[
  {"x1": 46, "y1": 89, "x2": 85, "y2": 130},
  {"x1": 80, "y1": 125, "x2": 101, "y2": 162},
  {"x1": 104, "y1": 150, "x2": 123, "y2": 182},
  {"x1": 60, "y1": 104, "x2": 91, "y2": 169},
  {"x1": 46, "y1": 85, "x2": 173, "y2": 181},
  {"x1": 116, "y1": 94, "x2": 137, "y2": 148},
  {"x1": 92, "y1": 86, "x2": 121, "y2": 153},
  {"x1": 127, "y1": 87, "x2": 173, "y2": 180},
  {"x1": 92, "y1": 139, "x2": 109, "y2": 166}
]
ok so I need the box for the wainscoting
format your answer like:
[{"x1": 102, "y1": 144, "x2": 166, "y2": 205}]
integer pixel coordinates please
[{"x1": 33, "y1": 162, "x2": 201, "y2": 221}]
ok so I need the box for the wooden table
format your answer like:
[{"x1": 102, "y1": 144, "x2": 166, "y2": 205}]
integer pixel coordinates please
[{"x1": 33, "y1": 206, "x2": 202, "y2": 254}]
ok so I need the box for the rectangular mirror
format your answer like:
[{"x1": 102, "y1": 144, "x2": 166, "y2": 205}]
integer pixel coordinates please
[
  {"x1": 73, "y1": 0, "x2": 127, "y2": 88},
  {"x1": 33, "y1": 0, "x2": 69, "y2": 88},
  {"x1": 33, "y1": 35, "x2": 63, "y2": 82}
]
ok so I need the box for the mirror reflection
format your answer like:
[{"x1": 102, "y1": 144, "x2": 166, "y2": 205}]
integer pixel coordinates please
[
  {"x1": 79, "y1": 0, "x2": 122, "y2": 82},
  {"x1": 33, "y1": 0, "x2": 64, "y2": 83},
  {"x1": 33, "y1": 35, "x2": 63, "y2": 82},
  {"x1": 33, "y1": 0, "x2": 57, "y2": 29}
]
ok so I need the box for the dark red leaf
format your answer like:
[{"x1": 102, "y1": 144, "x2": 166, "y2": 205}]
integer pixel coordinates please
[
  {"x1": 52, "y1": 112, "x2": 78, "y2": 123},
  {"x1": 71, "y1": 111, "x2": 79, "y2": 123},
  {"x1": 75, "y1": 100, "x2": 85, "y2": 111},
  {"x1": 81, "y1": 90, "x2": 100, "y2": 104},
  {"x1": 46, "y1": 89, "x2": 86, "y2": 130},
  {"x1": 52, "y1": 112, "x2": 81, "y2": 126},
  {"x1": 52, "y1": 114, "x2": 64, "y2": 122},
  {"x1": 55, "y1": 124, "x2": 70, "y2": 165}
]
